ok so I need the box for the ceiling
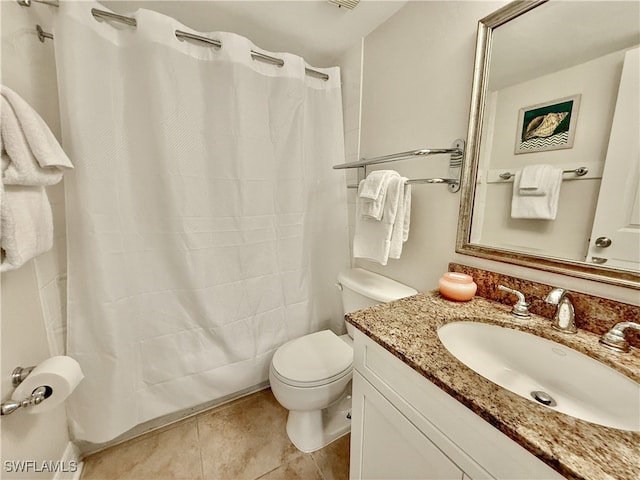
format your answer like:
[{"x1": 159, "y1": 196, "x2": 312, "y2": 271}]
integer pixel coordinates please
[
  {"x1": 489, "y1": 1, "x2": 640, "y2": 90},
  {"x1": 101, "y1": 0, "x2": 409, "y2": 66}
]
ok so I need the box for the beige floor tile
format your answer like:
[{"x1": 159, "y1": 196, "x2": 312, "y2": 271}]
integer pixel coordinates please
[
  {"x1": 311, "y1": 434, "x2": 351, "y2": 480},
  {"x1": 80, "y1": 449, "x2": 121, "y2": 480},
  {"x1": 82, "y1": 419, "x2": 202, "y2": 480},
  {"x1": 198, "y1": 390, "x2": 298, "y2": 480},
  {"x1": 257, "y1": 453, "x2": 323, "y2": 480},
  {"x1": 197, "y1": 390, "x2": 268, "y2": 418},
  {"x1": 81, "y1": 389, "x2": 350, "y2": 480}
]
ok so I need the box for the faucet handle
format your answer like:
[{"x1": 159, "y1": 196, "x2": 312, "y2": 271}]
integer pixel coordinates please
[
  {"x1": 600, "y1": 322, "x2": 640, "y2": 352},
  {"x1": 498, "y1": 285, "x2": 531, "y2": 319}
]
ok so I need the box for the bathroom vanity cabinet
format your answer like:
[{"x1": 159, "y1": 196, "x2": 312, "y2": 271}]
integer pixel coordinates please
[{"x1": 350, "y1": 329, "x2": 564, "y2": 480}]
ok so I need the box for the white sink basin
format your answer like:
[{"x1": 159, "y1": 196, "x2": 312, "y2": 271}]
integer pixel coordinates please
[{"x1": 437, "y1": 321, "x2": 640, "y2": 432}]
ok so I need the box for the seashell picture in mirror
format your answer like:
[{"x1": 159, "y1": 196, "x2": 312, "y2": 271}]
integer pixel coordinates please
[{"x1": 515, "y1": 94, "x2": 580, "y2": 154}]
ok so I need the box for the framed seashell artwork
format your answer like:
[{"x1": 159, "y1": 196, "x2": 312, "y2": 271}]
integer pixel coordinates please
[{"x1": 515, "y1": 94, "x2": 581, "y2": 154}]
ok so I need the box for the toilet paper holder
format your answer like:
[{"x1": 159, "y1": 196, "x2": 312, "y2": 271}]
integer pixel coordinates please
[
  {"x1": 12, "y1": 365, "x2": 36, "y2": 387},
  {"x1": 1, "y1": 365, "x2": 51, "y2": 416}
]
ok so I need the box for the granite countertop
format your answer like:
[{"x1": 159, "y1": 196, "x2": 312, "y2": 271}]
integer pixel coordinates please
[{"x1": 346, "y1": 292, "x2": 640, "y2": 480}]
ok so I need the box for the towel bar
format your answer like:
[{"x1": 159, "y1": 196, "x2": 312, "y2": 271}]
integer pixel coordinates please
[
  {"x1": 347, "y1": 178, "x2": 459, "y2": 189},
  {"x1": 335, "y1": 138, "x2": 465, "y2": 193},
  {"x1": 498, "y1": 167, "x2": 588, "y2": 180}
]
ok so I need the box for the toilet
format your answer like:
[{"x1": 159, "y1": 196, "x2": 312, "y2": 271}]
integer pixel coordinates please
[{"x1": 269, "y1": 268, "x2": 417, "y2": 452}]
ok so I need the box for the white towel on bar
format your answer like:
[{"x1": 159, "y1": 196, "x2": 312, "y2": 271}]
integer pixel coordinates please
[
  {"x1": 1, "y1": 85, "x2": 73, "y2": 186},
  {"x1": 402, "y1": 183, "x2": 411, "y2": 241},
  {"x1": 389, "y1": 181, "x2": 411, "y2": 259},
  {"x1": 353, "y1": 175, "x2": 404, "y2": 265},
  {"x1": 359, "y1": 170, "x2": 399, "y2": 220},
  {"x1": 518, "y1": 164, "x2": 553, "y2": 196},
  {"x1": 511, "y1": 165, "x2": 563, "y2": 220},
  {"x1": 1, "y1": 184, "x2": 53, "y2": 272}
]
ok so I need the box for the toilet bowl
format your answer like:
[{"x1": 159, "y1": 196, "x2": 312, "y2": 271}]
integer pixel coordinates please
[
  {"x1": 269, "y1": 330, "x2": 353, "y2": 452},
  {"x1": 269, "y1": 268, "x2": 417, "y2": 453}
]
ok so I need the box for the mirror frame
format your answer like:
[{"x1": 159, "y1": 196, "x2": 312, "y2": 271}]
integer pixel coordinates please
[{"x1": 456, "y1": 0, "x2": 640, "y2": 290}]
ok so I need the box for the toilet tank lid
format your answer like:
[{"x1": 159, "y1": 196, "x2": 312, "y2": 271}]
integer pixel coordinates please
[{"x1": 337, "y1": 268, "x2": 417, "y2": 303}]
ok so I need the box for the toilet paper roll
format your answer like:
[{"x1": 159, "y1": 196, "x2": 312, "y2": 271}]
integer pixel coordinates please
[{"x1": 12, "y1": 356, "x2": 84, "y2": 414}]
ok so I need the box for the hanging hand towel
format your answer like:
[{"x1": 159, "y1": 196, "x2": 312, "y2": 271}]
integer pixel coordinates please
[
  {"x1": 1, "y1": 184, "x2": 53, "y2": 272},
  {"x1": 353, "y1": 175, "x2": 403, "y2": 265},
  {"x1": 1, "y1": 85, "x2": 73, "y2": 186},
  {"x1": 389, "y1": 181, "x2": 411, "y2": 259},
  {"x1": 511, "y1": 165, "x2": 563, "y2": 220},
  {"x1": 402, "y1": 183, "x2": 411, "y2": 242},
  {"x1": 359, "y1": 170, "x2": 399, "y2": 220}
]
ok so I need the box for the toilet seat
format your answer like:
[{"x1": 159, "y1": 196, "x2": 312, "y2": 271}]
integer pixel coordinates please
[{"x1": 271, "y1": 330, "x2": 353, "y2": 388}]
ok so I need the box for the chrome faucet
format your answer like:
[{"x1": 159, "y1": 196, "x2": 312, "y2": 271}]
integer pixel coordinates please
[
  {"x1": 600, "y1": 322, "x2": 640, "y2": 352},
  {"x1": 544, "y1": 288, "x2": 577, "y2": 334},
  {"x1": 498, "y1": 285, "x2": 530, "y2": 319}
]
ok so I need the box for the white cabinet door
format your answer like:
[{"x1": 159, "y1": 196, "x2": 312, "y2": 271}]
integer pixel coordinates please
[
  {"x1": 351, "y1": 372, "x2": 464, "y2": 480},
  {"x1": 587, "y1": 47, "x2": 640, "y2": 269}
]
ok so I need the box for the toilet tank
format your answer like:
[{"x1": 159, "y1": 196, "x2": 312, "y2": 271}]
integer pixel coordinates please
[{"x1": 337, "y1": 268, "x2": 418, "y2": 337}]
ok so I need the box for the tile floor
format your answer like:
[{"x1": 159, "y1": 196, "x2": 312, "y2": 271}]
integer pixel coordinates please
[{"x1": 80, "y1": 389, "x2": 350, "y2": 480}]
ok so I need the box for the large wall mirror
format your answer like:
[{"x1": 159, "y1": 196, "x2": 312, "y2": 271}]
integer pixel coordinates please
[{"x1": 457, "y1": 0, "x2": 640, "y2": 289}]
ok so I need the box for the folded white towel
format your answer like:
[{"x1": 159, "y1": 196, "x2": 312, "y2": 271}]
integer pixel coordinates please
[
  {"x1": 360, "y1": 170, "x2": 396, "y2": 199},
  {"x1": 519, "y1": 164, "x2": 548, "y2": 192},
  {"x1": 353, "y1": 175, "x2": 404, "y2": 265},
  {"x1": 360, "y1": 170, "x2": 399, "y2": 220},
  {"x1": 389, "y1": 181, "x2": 411, "y2": 259},
  {"x1": 1, "y1": 85, "x2": 73, "y2": 186},
  {"x1": 518, "y1": 164, "x2": 554, "y2": 196},
  {"x1": 511, "y1": 166, "x2": 563, "y2": 220},
  {"x1": 402, "y1": 184, "x2": 411, "y2": 242},
  {"x1": 1, "y1": 184, "x2": 53, "y2": 272}
]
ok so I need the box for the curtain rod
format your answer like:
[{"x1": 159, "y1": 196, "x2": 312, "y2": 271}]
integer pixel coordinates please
[{"x1": 21, "y1": 1, "x2": 330, "y2": 81}]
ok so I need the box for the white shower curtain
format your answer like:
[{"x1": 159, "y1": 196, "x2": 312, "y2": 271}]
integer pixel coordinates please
[{"x1": 54, "y1": 1, "x2": 350, "y2": 443}]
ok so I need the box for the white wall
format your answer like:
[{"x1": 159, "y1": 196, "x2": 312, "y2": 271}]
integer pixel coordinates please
[
  {"x1": 356, "y1": 0, "x2": 506, "y2": 291},
  {"x1": 336, "y1": 39, "x2": 364, "y2": 263},
  {"x1": 1, "y1": 1, "x2": 76, "y2": 478},
  {"x1": 1, "y1": 0, "x2": 68, "y2": 356},
  {"x1": 355, "y1": 1, "x2": 639, "y2": 306}
]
